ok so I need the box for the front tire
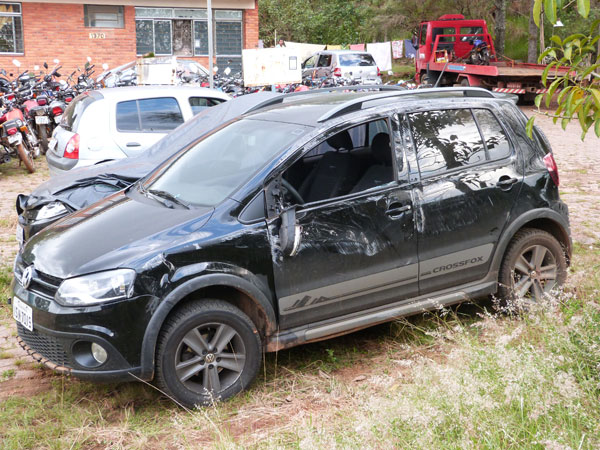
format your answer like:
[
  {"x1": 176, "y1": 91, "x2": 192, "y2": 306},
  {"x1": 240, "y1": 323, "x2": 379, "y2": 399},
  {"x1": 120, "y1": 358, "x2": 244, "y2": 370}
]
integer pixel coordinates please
[
  {"x1": 498, "y1": 228, "x2": 567, "y2": 302},
  {"x1": 155, "y1": 299, "x2": 261, "y2": 408}
]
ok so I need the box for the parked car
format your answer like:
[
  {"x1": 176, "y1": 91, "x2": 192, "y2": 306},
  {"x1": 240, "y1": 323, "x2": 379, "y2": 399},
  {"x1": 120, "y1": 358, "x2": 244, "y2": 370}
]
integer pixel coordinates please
[
  {"x1": 46, "y1": 86, "x2": 230, "y2": 177},
  {"x1": 12, "y1": 87, "x2": 571, "y2": 408},
  {"x1": 302, "y1": 50, "x2": 382, "y2": 83},
  {"x1": 17, "y1": 91, "x2": 279, "y2": 244}
]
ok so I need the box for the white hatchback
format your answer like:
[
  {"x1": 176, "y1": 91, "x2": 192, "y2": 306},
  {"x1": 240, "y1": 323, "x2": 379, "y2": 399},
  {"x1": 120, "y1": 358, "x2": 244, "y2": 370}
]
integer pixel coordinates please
[{"x1": 46, "y1": 86, "x2": 230, "y2": 177}]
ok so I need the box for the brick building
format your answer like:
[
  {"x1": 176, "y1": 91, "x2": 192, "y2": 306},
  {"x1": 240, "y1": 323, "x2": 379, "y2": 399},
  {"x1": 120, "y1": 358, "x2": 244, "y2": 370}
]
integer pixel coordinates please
[{"x1": 0, "y1": 0, "x2": 258, "y2": 75}]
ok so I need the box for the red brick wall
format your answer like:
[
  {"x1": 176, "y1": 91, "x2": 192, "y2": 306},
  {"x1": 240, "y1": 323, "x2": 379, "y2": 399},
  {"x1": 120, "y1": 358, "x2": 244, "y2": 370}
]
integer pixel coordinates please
[
  {"x1": 0, "y1": 2, "x2": 259, "y2": 76},
  {"x1": 244, "y1": 0, "x2": 259, "y2": 49},
  {"x1": 0, "y1": 4, "x2": 136, "y2": 76}
]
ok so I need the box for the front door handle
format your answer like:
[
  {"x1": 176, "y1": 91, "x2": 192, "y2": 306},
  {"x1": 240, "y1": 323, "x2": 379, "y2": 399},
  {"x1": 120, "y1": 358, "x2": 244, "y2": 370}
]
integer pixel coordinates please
[
  {"x1": 386, "y1": 203, "x2": 412, "y2": 217},
  {"x1": 126, "y1": 142, "x2": 141, "y2": 147},
  {"x1": 496, "y1": 176, "x2": 518, "y2": 190}
]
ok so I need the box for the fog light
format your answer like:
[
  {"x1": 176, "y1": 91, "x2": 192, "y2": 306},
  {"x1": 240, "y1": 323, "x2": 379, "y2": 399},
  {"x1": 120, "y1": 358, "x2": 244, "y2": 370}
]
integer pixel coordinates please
[{"x1": 91, "y1": 343, "x2": 108, "y2": 364}]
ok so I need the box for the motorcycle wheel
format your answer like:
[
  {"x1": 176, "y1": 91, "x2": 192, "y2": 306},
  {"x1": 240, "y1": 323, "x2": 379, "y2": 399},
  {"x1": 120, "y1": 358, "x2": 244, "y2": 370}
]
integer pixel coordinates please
[
  {"x1": 17, "y1": 142, "x2": 35, "y2": 173},
  {"x1": 38, "y1": 125, "x2": 48, "y2": 155}
]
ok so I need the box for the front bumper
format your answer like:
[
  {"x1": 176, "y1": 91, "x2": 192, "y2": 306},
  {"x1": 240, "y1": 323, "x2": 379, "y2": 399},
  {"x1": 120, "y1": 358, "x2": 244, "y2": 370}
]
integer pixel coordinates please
[{"x1": 11, "y1": 279, "x2": 156, "y2": 382}]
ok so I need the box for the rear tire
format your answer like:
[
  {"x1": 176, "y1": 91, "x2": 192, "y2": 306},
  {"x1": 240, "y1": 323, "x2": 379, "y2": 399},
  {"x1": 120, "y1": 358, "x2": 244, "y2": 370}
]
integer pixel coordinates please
[
  {"x1": 16, "y1": 142, "x2": 35, "y2": 173},
  {"x1": 498, "y1": 228, "x2": 567, "y2": 303},
  {"x1": 38, "y1": 125, "x2": 48, "y2": 154},
  {"x1": 154, "y1": 299, "x2": 261, "y2": 408}
]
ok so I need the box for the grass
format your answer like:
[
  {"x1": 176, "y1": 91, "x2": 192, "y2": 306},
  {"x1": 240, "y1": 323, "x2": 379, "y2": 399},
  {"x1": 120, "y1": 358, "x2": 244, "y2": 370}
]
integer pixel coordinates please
[{"x1": 0, "y1": 243, "x2": 598, "y2": 448}]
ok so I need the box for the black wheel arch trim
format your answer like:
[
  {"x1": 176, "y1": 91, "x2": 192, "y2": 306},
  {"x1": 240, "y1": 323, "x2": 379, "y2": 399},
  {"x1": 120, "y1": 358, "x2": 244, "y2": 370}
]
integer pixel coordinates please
[
  {"x1": 491, "y1": 208, "x2": 572, "y2": 275},
  {"x1": 139, "y1": 273, "x2": 277, "y2": 380}
]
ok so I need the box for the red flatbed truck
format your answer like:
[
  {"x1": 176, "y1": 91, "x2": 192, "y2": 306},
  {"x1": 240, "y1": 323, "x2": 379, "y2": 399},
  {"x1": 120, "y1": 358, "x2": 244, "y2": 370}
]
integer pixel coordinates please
[{"x1": 414, "y1": 14, "x2": 569, "y2": 101}]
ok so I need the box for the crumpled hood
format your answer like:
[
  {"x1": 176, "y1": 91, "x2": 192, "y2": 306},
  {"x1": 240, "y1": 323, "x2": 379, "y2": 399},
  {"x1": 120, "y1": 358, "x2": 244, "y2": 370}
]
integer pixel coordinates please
[
  {"x1": 21, "y1": 190, "x2": 213, "y2": 279},
  {"x1": 20, "y1": 92, "x2": 280, "y2": 213}
]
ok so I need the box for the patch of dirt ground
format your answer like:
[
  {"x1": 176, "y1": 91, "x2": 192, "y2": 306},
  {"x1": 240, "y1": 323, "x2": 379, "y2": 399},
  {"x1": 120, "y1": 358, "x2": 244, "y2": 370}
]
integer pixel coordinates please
[{"x1": 0, "y1": 108, "x2": 598, "y2": 402}]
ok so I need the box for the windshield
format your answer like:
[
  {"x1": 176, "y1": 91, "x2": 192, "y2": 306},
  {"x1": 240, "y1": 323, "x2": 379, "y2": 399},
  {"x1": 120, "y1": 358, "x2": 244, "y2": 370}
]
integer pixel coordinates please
[
  {"x1": 147, "y1": 119, "x2": 309, "y2": 206},
  {"x1": 338, "y1": 54, "x2": 376, "y2": 67}
]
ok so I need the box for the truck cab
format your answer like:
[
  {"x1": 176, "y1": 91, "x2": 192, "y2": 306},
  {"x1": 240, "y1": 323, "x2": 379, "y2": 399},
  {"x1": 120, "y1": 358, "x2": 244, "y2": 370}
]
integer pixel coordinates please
[{"x1": 415, "y1": 14, "x2": 496, "y2": 83}]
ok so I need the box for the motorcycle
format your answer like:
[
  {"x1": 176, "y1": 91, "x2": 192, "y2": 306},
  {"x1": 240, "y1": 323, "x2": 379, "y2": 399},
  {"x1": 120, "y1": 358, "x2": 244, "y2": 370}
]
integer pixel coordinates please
[
  {"x1": 462, "y1": 36, "x2": 490, "y2": 65},
  {"x1": 0, "y1": 98, "x2": 36, "y2": 173}
]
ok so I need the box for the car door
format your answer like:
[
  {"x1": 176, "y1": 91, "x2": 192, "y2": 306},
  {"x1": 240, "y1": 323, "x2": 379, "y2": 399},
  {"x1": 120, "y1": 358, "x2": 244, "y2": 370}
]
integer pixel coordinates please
[
  {"x1": 302, "y1": 55, "x2": 318, "y2": 79},
  {"x1": 316, "y1": 54, "x2": 332, "y2": 78},
  {"x1": 268, "y1": 115, "x2": 418, "y2": 330},
  {"x1": 406, "y1": 106, "x2": 523, "y2": 295},
  {"x1": 112, "y1": 97, "x2": 185, "y2": 157}
]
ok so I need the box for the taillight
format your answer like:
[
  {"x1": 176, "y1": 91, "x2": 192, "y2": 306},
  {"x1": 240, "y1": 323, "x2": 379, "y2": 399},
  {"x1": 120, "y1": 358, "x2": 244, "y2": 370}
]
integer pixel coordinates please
[
  {"x1": 333, "y1": 67, "x2": 342, "y2": 77},
  {"x1": 543, "y1": 153, "x2": 559, "y2": 186},
  {"x1": 52, "y1": 106, "x2": 63, "y2": 115},
  {"x1": 65, "y1": 97, "x2": 73, "y2": 103},
  {"x1": 37, "y1": 98, "x2": 47, "y2": 106},
  {"x1": 64, "y1": 134, "x2": 79, "y2": 159},
  {"x1": 377, "y1": 66, "x2": 381, "y2": 77},
  {"x1": 7, "y1": 94, "x2": 14, "y2": 101},
  {"x1": 6, "y1": 127, "x2": 17, "y2": 136}
]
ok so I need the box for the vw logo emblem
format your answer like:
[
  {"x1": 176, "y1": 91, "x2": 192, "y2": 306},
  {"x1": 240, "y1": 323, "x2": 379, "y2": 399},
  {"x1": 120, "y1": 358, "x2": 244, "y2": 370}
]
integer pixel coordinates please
[{"x1": 21, "y1": 266, "x2": 34, "y2": 289}]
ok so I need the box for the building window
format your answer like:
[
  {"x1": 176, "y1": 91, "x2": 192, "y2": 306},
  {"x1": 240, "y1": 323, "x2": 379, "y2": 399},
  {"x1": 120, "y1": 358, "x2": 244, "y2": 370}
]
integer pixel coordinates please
[
  {"x1": 136, "y1": 7, "x2": 242, "y2": 69},
  {"x1": 84, "y1": 5, "x2": 124, "y2": 28},
  {"x1": 0, "y1": 2, "x2": 23, "y2": 54}
]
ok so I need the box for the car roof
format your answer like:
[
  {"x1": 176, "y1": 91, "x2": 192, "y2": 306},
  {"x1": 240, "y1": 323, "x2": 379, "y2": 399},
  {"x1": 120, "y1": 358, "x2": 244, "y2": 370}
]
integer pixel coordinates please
[
  {"x1": 93, "y1": 86, "x2": 231, "y2": 102},
  {"x1": 242, "y1": 87, "x2": 516, "y2": 127},
  {"x1": 319, "y1": 50, "x2": 373, "y2": 55}
]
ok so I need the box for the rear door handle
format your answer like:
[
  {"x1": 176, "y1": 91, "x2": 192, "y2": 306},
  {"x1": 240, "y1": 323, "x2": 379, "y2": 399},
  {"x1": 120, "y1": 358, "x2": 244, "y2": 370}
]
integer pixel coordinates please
[
  {"x1": 386, "y1": 203, "x2": 412, "y2": 217},
  {"x1": 496, "y1": 176, "x2": 518, "y2": 190},
  {"x1": 126, "y1": 142, "x2": 141, "y2": 147}
]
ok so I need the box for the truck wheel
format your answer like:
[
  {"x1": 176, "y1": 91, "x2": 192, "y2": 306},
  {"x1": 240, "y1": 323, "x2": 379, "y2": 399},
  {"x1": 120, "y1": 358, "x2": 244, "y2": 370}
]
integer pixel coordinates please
[
  {"x1": 16, "y1": 142, "x2": 35, "y2": 173},
  {"x1": 498, "y1": 228, "x2": 566, "y2": 303},
  {"x1": 155, "y1": 299, "x2": 261, "y2": 408}
]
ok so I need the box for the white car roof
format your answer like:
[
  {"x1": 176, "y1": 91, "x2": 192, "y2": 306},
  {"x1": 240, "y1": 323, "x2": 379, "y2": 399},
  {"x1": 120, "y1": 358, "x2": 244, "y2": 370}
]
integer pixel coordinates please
[{"x1": 96, "y1": 86, "x2": 231, "y2": 102}]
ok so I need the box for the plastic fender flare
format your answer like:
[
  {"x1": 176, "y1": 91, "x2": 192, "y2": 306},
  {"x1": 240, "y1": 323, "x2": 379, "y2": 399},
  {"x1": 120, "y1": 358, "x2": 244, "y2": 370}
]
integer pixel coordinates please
[
  {"x1": 139, "y1": 273, "x2": 277, "y2": 380},
  {"x1": 489, "y1": 208, "x2": 571, "y2": 275}
]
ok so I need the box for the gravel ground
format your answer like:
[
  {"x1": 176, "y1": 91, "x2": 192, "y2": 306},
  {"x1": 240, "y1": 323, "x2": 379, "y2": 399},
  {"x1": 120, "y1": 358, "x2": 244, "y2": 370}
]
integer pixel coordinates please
[{"x1": 0, "y1": 107, "x2": 598, "y2": 398}]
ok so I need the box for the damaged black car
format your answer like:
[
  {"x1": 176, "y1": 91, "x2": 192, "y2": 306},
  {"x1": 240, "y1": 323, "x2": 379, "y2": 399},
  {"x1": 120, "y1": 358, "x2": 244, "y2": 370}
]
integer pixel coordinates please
[{"x1": 12, "y1": 87, "x2": 571, "y2": 408}]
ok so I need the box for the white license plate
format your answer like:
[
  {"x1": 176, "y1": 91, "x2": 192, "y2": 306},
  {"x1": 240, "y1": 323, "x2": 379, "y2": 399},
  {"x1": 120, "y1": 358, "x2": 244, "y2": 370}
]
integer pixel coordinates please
[
  {"x1": 16, "y1": 223, "x2": 23, "y2": 245},
  {"x1": 35, "y1": 116, "x2": 50, "y2": 124},
  {"x1": 48, "y1": 138, "x2": 57, "y2": 151},
  {"x1": 8, "y1": 133, "x2": 21, "y2": 144},
  {"x1": 54, "y1": 115, "x2": 62, "y2": 124},
  {"x1": 13, "y1": 296, "x2": 33, "y2": 332}
]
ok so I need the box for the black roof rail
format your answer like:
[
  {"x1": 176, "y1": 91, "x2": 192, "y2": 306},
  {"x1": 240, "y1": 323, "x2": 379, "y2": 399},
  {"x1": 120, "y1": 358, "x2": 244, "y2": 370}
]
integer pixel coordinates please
[
  {"x1": 243, "y1": 85, "x2": 407, "y2": 116},
  {"x1": 316, "y1": 87, "x2": 496, "y2": 123}
]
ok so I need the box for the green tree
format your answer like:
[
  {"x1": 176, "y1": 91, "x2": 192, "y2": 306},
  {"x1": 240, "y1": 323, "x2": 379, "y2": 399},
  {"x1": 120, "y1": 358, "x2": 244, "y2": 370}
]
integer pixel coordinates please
[{"x1": 527, "y1": 0, "x2": 600, "y2": 140}]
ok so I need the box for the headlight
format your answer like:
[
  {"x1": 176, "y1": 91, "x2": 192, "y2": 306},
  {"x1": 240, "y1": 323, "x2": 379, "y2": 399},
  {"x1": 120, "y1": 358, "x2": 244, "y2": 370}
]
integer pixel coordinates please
[
  {"x1": 55, "y1": 269, "x2": 136, "y2": 306},
  {"x1": 36, "y1": 202, "x2": 69, "y2": 220}
]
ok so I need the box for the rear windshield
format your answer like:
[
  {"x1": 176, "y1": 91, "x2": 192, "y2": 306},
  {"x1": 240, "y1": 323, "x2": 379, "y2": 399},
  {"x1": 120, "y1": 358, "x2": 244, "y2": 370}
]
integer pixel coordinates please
[
  {"x1": 338, "y1": 54, "x2": 376, "y2": 67},
  {"x1": 60, "y1": 92, "x2": 102, "y2": 131}
]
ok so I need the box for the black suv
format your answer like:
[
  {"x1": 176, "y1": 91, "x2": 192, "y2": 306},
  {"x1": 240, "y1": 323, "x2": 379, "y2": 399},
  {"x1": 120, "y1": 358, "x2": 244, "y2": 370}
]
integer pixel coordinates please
[{"x1": 11, "y1": 87, "x2": 571, "y2": 407}]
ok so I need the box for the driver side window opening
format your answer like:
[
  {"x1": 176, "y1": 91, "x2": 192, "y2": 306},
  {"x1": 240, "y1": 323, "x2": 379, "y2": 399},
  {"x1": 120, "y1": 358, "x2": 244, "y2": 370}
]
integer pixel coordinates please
[{"x1": 282, "y1": 119, "x2": 395, "y2": 205}]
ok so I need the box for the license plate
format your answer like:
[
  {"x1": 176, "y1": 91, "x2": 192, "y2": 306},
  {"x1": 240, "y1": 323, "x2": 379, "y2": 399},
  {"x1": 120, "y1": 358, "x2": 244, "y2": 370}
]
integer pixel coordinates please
[
  {"x1": 48, "y1": 138, "x2": 57, "y2": 151},
  {"x1": 8, "y1": 133, "x2": 21, "y2": 144},
  {"x1": 16, "y1": 223, "x2": 23, "y2": 246},
  {"x1": 13, "y1": 296, "x2": 33, "y2": 332},
  {"x1": 54, "y1": 115, "x2": 62, "y2": 124},
  {"x1": 35, "y1": 116, "x2": 50, "y2": 124}
]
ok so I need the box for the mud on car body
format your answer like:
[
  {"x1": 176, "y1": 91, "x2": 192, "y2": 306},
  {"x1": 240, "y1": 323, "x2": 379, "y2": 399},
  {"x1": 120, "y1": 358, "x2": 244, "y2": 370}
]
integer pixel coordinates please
[{"x1": 11, "y1": 87, "x2": 571, "y2": 407}]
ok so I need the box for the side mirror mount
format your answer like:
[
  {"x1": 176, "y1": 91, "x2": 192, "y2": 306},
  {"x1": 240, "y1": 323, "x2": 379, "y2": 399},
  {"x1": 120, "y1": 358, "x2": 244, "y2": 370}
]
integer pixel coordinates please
[{"x1": 280, "y1": 207, "x2": 302, "y2": 257}]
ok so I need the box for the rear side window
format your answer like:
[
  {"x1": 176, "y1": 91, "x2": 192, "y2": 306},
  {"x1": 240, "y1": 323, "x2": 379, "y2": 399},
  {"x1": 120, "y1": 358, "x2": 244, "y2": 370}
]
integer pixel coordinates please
[
  {"x1": 472, "y1": 109, "x2": 511, "y2": 160},
  {"x1": 116, "y1": 97, "x2": 184, "y2": 132},
  {"x1": 60, "y1": 92, "x2": 101, "y2": 131},
  {"x1": 189, "y1": 97, "x2": 225, "y2": 115},
  {"x1": 432, "y1": 27, "x2": 455, "y2": 42},
  {"x1": 338, "y1": 53, "x2": 376, "y2": 67},
  {"x1": 409, "y1": 109, "x2": 485, "y2": 177}
]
